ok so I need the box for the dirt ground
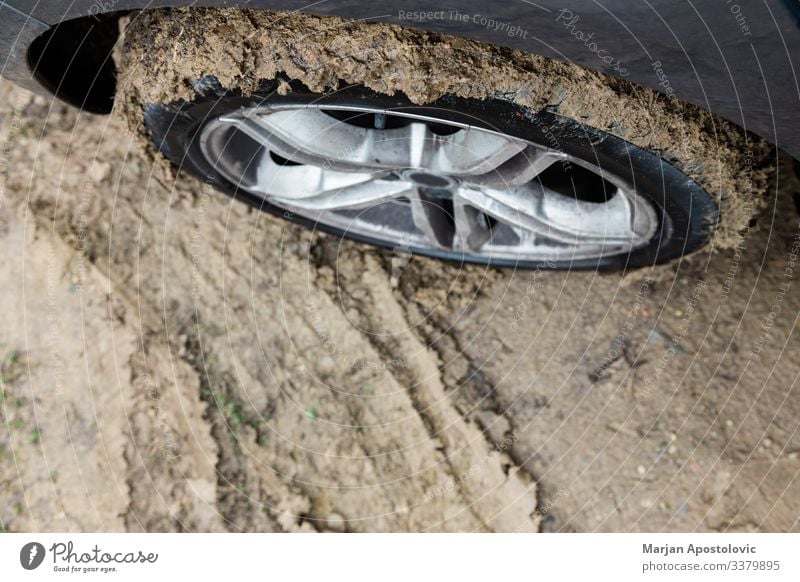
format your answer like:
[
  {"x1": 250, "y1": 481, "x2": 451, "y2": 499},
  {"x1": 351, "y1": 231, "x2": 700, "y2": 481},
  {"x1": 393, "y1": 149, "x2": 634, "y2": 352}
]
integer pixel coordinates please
[{"x1": 1, "y1": 79, "x2": 799, "y2": 533}]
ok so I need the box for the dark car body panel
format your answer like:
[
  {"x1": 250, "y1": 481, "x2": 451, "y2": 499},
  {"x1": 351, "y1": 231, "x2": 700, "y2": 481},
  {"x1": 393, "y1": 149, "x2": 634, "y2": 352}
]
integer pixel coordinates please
[{"x1": 1, "y1": 0, "x2": 799, "y2": 158}]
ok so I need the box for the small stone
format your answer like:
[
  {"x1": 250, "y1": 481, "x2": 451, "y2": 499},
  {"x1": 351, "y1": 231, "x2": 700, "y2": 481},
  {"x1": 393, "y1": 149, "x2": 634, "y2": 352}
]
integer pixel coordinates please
[
  {"x1": 668, "y1": 445, "x2": 677, "y2": 455},
  {"x1": 317, "y1": 355, "x2": 336, "y2": 376},
  {"x1": 637, "y1": 465, "x2": 647, "y2": 476},
  {"x1": 277, "y1": 79, "x2": 292, "y2": 96},
  {"x1": 350, "y1": 287, "x2": 367, "y2": 300},
  {"x1": 177, "y1": 334, "x2": 188, "y2": 357},
  {"x1": 327, "y1": 513, "x2": 346, "y2": 532},
  {"x1": 88, "y1": 160, "x2": 110, "y2": 182}
]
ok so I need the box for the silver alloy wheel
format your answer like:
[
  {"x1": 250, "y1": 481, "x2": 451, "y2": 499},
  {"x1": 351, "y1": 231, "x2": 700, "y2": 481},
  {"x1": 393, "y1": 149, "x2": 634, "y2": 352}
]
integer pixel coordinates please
[{"x1": 198, "y1": 104, "x2": 659, "y2": 262}]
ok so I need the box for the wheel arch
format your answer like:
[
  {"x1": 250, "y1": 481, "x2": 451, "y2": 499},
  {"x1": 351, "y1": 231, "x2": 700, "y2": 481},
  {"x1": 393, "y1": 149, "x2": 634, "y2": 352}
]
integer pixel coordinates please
[{"x1": 3, "y1": 0, "x2": 800, "y2": 159}]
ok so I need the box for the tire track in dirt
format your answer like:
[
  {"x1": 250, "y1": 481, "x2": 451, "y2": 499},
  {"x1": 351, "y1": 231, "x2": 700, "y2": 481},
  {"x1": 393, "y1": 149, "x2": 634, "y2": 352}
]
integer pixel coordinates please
[
  {"x1": 1, "y1": 86, "x2": 514, "y2": 530},
  {"x1": 0, "y1": 207, "x2": 133, "y2": 531},
  {"x1": 1, "y1": 88, "x2": 230, "y2": 532},
  {"x1": 385, "y1": 272, "x2": 559, "y2": 531},
  {"x1": 311, "y1": 244, "x2": 540, "y2": 531}
]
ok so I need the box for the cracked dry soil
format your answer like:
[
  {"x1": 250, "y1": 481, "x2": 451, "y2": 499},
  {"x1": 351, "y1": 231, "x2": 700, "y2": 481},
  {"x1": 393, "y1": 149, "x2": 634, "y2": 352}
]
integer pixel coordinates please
[{"x1": 1, "y1": 77, "x2": 799, "y2": 532}]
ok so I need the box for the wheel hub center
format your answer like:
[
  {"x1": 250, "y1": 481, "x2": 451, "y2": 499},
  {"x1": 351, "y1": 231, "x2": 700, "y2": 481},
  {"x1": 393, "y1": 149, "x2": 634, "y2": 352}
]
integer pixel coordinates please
[{"x1": 400, "y1": 169, "x2": 456, "y2": 189}]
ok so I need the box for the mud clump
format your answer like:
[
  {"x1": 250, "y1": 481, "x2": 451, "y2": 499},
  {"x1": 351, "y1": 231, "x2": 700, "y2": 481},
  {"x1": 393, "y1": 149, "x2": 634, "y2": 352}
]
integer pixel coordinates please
[{"x1": 117, "y1": 7, "x2": 774, "y2": 250}]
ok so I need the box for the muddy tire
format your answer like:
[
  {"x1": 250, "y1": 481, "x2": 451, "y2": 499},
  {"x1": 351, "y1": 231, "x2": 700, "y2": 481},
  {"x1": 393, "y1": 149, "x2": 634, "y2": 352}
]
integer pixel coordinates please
[{"x1": 117, "y1": 8, "x2": 774, "y2": 271}]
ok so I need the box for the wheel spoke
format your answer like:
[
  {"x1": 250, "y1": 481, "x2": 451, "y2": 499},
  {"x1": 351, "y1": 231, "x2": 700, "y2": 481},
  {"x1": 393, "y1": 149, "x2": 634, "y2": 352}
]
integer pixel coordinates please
[
  {"x1": 465, "y1": 148, "x2": 567, "y2": 189},
  {"x1": 455, "y1": 184, "x2": 636, "y2": 246},
  {"x1": 538, "y1": 184, "x2": 637, "y2": 241},
  {"x1": 426, "y1": 127, "x2": 528, "y2": 175},
  {"x1": 221, "y1": 109, "x2": 528, "y2": 175},
  {"x1": 362, "y1": 121, "x2": 528, "y2": 175},
  {"x1": 247, "y1": 149, "x2": 390, "y2": 199},
  {"x1": 219, "y1": 113, "x2": 374, "y2": 172},
  {"x1": 409, "y1": 190, "x2": 456, "y2": 249},
  {"x1": 453, "y1": 195, "x2": 493, "y2": 252},
  {"x1": 270, "y1": 178, "x2": 414, "y2": 211}
]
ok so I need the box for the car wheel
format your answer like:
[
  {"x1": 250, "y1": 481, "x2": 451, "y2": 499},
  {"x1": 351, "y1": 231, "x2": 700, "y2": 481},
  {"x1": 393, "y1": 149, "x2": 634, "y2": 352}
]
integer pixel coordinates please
[{"x1": 117, "y1": 8, "x2": 770, "y2": 271}]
